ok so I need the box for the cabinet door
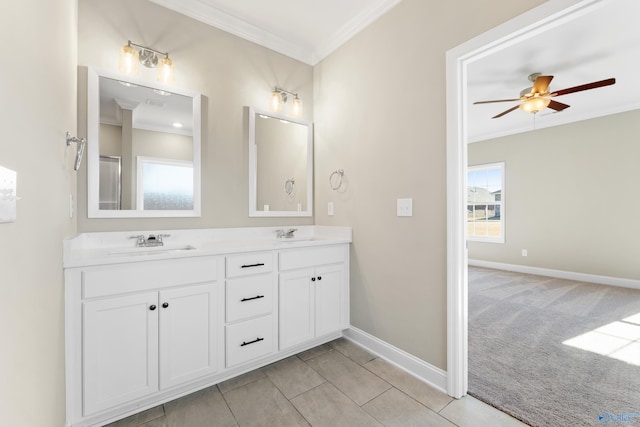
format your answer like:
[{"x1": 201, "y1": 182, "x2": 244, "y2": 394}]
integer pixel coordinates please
[
  {"x1": 83, "y1": 292, "x2": 159, "y2": 415},
  {"x1": 279, "y1": 269, "x2": 314, "y2": 350},
  {"x1": 314, "y1": 265, "x2": 344, "y2": 337},
  {"x1": 159, "y1": 283, "x2": 218, "y2": 389}
]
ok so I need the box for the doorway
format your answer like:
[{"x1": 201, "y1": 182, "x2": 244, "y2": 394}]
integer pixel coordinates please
[{"x1": 445, "y1": 0, "x2": 614, "y2": 398}]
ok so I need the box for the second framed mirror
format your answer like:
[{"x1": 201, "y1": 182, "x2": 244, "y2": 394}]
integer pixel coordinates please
[{"x1": 249, "y1": 107, "x2": 313, "y2": 217}]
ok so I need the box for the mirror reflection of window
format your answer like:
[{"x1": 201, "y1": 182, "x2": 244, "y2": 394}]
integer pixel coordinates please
[{"x1": 137, "y1": 157, "x2": 194, "y2": 210}]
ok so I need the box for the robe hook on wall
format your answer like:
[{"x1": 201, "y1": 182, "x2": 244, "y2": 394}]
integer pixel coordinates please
[{"x1": 66, "y1": 132, "x2": 86, "y2": 171}]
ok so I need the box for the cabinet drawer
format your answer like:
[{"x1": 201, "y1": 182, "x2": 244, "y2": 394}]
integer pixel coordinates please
[
  {"x1": 82, "y1": 257, "x2": 219, "y2": 299},
  {"x1": 279, "y1": 245, "x2": 345, "y2": 271},
  {"x1": 226, "y1": 315, "x2": 274, "y2": 368},
  {"x1": 226, "y1": 252, "x2": 273, "y2": 278},
  {"x1": 226, "y1": 275, "x2": 273, "y2": 323}
]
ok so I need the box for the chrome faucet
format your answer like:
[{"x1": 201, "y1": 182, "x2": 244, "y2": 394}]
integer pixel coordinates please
[
  {"x1": 129, "y1": 233, "x2": 171, "y2": 247},
  {"x1": 275, "y1": 228, "x2": 297, "y2": 239}
]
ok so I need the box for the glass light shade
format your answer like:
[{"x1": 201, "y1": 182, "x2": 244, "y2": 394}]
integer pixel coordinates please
[
  {"x1": 291, "y1": 97, "x2": 303, "y2": 117},
  {"x1": 157, "y1": 56, "x2": 175, "y2": 85},
  {"x1": 119, "y1": 44, "x2": 139, "y2": 76},
  {"x1": 270, "y1": 91, "x2": 283, "y2": 113},
  {"x1": 519, "y1": 96, "x2": 551, "y2": 113}
]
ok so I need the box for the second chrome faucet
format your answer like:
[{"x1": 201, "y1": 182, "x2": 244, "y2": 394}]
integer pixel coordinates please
[{"x1": 275, "y1": 228, "x2": 297, "y2": 239}]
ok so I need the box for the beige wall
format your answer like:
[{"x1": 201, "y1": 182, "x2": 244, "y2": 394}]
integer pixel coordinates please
[
  {"x1": 313, "y1": 0, "x2": 546, "y2": 369},
  {"x1": 77, "y1": 0, "x2": 314, "y2": 231},
  {"x1": 0, "y1": 0, "x2": 77, "y2": 425},
  {"x1": 133, "y1": 129, "x2": 193, "y2": 161},
  {"x1": 468, "y1": 109, "x2": 640, "y2": 281},
  {"x1": 100, "y1": 123, "x2": 123, "y2": 156}
]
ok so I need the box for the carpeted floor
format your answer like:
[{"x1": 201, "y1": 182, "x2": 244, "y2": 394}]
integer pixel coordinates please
[{"x1": 468, "y1": 266, "x2": 640, "y2": 427}]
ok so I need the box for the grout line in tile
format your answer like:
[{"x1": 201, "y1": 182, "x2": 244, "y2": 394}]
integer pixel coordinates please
[
  {"x1": 437, "y1": 396, "x2": 456, "y2": 414},
  {"x1": 219, "y1": 385, "x2": 242, "y2": 426}
]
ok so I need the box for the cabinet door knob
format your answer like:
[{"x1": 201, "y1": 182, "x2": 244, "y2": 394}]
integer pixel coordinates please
[
  {"x1": 317, "y1": 276, "x2": 322, "y2": 281},
  {"x1": 149, "y1": 305, "x2": 157, "y2": 311},
  {"x1": 311, "y1": 277, "x2": 316, "y2": 282},
  {"x1": 162, "y1": 302, "x2": 169, "y2": 308}
]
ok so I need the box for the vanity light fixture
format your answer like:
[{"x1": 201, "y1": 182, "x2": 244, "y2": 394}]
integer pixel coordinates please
[
  {"x1": 119, "y1": 40, "x2": 175, "y2": 84},
  {"x1": 270, "y1": 87, "x2": 303, "y2": 117}
]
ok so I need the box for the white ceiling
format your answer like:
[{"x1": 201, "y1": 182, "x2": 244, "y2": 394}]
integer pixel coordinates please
[
  {"x1": 100, "y1": 76, "x2": 194, "y2": 136},
  {"x1": 149, "y1": 0, "x2": 402, "y2": 65},
  {"x1": 467, "y1": 0, "x2": 640, "y2": 142}
]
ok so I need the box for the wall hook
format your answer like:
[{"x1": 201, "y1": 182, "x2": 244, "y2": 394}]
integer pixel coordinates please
[{"x1": 66, "y1": 132, "x2": 86, "y2": 171}]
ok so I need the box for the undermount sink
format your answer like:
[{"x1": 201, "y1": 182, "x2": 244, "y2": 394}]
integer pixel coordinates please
[{"x1": 108, "y1": 245, "x2": 198, "y2": 256}]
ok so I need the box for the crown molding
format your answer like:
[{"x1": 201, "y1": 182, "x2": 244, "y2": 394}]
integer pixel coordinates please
[
  {"x1": 150, "y1": 0, "x2": 402, "y2": 66},
  {"x1": 312, "y1": 0, "x2": 402, "y2": 64}
]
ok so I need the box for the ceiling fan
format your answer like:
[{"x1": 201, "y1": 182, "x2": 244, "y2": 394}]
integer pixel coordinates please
[{"x1": 474, "y1": 73, "x2": 616, "y2": 119}]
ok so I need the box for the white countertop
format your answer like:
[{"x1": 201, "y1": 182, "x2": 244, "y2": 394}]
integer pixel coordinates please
[{"x1": 63, "y1": 226, "x2": 352, "y2": 268}]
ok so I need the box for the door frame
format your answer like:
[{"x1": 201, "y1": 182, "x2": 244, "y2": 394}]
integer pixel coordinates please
[{"x1": 444, "y1": 0, "x2": 607, "y2": 398}]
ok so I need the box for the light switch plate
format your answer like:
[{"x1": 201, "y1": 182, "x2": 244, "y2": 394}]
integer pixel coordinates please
[
  {"x1": 397, "y1": 198, "x2": 413, "y2": 217},
  {"x1": 0, "y1": 166, "x2": 18, "y2": 223},
  {"x1": 328, "y1": 202, "x2": 334, "y2": 216}
]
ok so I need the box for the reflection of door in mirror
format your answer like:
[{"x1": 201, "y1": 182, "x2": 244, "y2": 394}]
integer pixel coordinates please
[
  {"x1": 98, "y1": 76, "x2": 194, "y2": 210},
  {"x1": 99, "y1": 156, "x2": 121, "y2": 210},
  {"x1": 255, "y1": 116, "x2": 308, "y2": 212}
]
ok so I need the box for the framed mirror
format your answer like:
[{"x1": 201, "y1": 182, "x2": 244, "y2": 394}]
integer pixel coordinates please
[
  {"x1": 86, "y1": 67, "x2": 201, "y2": 218},
  {"x1": 249, "y1": 107, "x2": 313, "y2": 217}
]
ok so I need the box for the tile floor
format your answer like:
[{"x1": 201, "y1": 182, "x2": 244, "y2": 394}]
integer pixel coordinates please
[{"x1": 107, "y1": 338, "x2": 528, "y2": 427}]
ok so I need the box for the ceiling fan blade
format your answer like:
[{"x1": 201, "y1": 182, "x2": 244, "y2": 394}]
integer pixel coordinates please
[
  {"x1": 550, "y1": 78, "x2": 616, "y2": 97},
  {"x1": 473, "y1": 98, "x2": 521, "y2": 104},
  {"x1": 492, "y1": 105, "x2": 520, "y2": 119},
  {"x1": 532, "y1": 75, "x2": 553, "y2": 94},
  {"x1": 547, "y1": 100, "x2": 570, "y2": 111}
]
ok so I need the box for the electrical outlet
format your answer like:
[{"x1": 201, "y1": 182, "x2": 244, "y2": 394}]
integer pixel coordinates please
[
  {"x1": 328, "y1": 202, "x2": 334, "y2": 216},
  {"x1": 522, "y1": 249, "x2": 528, "y2": 257},
  {"x1": 397, "y1": 198, "x2": 413, "y2": 217}
]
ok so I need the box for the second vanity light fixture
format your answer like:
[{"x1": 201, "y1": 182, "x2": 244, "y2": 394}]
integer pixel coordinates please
[
  {"x1": 119, "y1": 40, "x2": 175, "y2": 85},
  {"x1": 270, "y1": 87, "x2": 303, "y2": 117}
]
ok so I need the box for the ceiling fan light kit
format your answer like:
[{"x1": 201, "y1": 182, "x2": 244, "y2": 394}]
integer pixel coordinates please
[
  {"x1": 519, "y1": 95, "x2": 551, "y2": 114},
  {"x1": 474, "y1": 73, "x2": 616, "y2": 119}
]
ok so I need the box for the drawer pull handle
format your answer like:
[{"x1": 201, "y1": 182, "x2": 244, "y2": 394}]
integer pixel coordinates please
[
  {"x1": 241, "y1": 263, "x2": 265, "y2": 268},
  {"x1": 311, "y1": 277, "x2": 316, "y2": 282},
  {"x1": 318, "y1": 276, "x2": 322, "y2": 281},
  {"x1": 240, "y1": 337, "x2": 264, "y2": 347},
  {"x1": 162, "y1": 302, "x2": 169, "y2": 308},
  {"x1": 149, "y1": 305, "x2": 157, "y2": 311},
  {"x1": 241, "y1": 295, "x2": 265, "y2": 302}
]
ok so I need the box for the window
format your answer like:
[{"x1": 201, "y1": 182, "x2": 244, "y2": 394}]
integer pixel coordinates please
[
  {"x1": 137, "y1": 157, "x2": 194, "y2": 210},
  {"x1": 467, "y1": 162, "x2": 504, "y2": 242}
]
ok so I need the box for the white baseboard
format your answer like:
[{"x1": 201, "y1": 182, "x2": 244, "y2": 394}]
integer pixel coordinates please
[
  {"x1": 469, "y1": 259, "x2": 640, "y2": 290},
  {"x1": 343, "y1": 326, "x2": 448, "y2": 394}
]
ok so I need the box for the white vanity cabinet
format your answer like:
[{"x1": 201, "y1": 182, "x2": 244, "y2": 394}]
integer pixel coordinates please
[
  {"x1": 279, "y1": 245, "x2": 349, "y2": 350},
  {"x1": 82, "y1": 291, "x2": 159, "y2": 415},
  {"x1": 64, "y1": 227, "x2": 351, "y2": 427},
  {"x1": 225, "y1": 251, "x2": 278, "y2": 368},
  {"x1": 65, "y1": 256, "x2": 224, "y2": 423}
]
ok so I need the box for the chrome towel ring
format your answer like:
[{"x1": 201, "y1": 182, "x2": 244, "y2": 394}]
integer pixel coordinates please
[{"x1": 329, "y1": 169, "x2": 344, "y2": 191}]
